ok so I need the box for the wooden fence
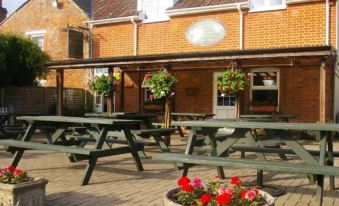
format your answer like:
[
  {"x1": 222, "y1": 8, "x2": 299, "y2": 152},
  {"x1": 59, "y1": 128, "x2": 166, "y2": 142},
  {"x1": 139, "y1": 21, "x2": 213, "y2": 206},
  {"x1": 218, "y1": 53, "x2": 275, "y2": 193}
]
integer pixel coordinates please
[{"x1": 0, "y1": 87, "x2": 92, "y2": 116}]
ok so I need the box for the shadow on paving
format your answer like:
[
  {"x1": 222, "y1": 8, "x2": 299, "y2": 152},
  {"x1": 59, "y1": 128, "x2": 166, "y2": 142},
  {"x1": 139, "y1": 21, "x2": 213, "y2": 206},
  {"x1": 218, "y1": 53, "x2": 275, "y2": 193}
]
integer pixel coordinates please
[{"x1": 47, "y1": 191, "x2": 125, "y2": 206}]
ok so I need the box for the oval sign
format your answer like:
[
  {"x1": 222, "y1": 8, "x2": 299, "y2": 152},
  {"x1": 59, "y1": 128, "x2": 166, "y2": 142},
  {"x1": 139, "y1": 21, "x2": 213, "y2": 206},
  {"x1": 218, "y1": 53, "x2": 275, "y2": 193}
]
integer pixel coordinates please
[{"x1": 186, "y1": 19, "x2": 226, "y2": 46}]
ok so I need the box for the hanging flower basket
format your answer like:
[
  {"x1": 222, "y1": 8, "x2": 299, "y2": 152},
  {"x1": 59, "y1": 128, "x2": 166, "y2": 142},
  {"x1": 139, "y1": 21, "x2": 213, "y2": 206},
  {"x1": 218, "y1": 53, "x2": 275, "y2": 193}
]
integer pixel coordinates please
[
  {"x1": 216, "y1": 69, "x2": 251, "y2": 96},
  {"x1": 88, "y1": 75, "x2": 118, "y2": 97}
]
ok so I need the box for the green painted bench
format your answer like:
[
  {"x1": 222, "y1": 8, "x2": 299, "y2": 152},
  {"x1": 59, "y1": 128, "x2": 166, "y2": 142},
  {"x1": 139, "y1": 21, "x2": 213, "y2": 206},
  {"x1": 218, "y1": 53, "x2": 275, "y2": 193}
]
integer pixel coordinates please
[{"x1": 153, "y1": 152, "x2": 339, "y2": 206}]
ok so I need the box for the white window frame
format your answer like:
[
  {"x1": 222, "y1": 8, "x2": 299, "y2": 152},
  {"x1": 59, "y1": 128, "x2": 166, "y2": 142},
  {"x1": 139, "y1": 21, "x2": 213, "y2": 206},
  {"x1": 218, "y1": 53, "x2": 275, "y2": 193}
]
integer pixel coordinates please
[
  {"x1": 142, "y1": 0, "x2": 172, "y2": 23},
  {"x1": 142, "y1": 75, "x2": 152, "y2": 102},
  {"x1": 26, "y1": 30, "x2": 46, "y2": 51},
  {"x1": 250, "y1": 68, "x2": 280, "y2": 111},
  {"x1": 249, "y1": 0, "x2": 286, "y2": 12}
]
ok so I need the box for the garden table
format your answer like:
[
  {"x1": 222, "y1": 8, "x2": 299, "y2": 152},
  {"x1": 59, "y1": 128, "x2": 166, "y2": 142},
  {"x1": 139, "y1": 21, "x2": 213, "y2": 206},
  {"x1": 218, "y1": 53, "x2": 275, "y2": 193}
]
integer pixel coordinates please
[
  {"x1": 170, "y1": 112, "x2": 215, "y2": 137},
  {"x1": 0, "y1": 116, "x2": 144, "y2": 186},
  {"x1": 164, "y1": 120, "x2": 338, "y2": 204},
  {"x1": 240, "y1": 114, "x2": 297, "y2": 122},
  {"x1": 84, "y1": 113, "x2": 172, "y2": 154}
]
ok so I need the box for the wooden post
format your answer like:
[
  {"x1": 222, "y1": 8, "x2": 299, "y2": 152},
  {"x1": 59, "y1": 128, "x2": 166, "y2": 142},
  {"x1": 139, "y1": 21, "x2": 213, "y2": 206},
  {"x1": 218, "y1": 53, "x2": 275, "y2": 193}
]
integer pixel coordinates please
[
  {"x1": 319, "y1": 61, "x2": 326, "y2": 123},
  {"x1": 138, "y1": 69, "x2": 142, "y2": 113},
  {"x1": 120, "y1": 71, "x2": 125, "y2": 112},
  {"x1": 107, "y1": 67, "x2": 114, "y2": 114},
  {"x1": 164, "y1": 97, "x2": 172, "y2": 145},
  {"x1": 56, "y1": 69, "x2": 64, "y2": 116}
]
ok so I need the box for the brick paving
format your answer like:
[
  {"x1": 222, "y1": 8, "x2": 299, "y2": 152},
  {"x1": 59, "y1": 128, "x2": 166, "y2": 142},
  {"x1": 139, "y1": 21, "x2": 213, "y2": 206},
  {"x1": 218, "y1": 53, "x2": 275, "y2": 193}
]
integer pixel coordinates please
[{"x1": 0, "y1": 135, "x2": 339, "y2": 206}]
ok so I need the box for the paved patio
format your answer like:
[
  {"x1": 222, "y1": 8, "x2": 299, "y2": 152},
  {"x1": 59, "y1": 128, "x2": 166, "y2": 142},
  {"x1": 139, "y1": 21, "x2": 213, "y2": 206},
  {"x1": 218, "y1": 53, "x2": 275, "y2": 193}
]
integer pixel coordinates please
[{"x1": 0, "y1": 134, "x2": 339, "y2": 206}]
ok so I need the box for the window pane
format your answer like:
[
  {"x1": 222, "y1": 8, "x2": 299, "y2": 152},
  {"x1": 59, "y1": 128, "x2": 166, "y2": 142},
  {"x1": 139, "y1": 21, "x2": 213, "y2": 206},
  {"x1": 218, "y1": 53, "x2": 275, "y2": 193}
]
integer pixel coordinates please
[
  {"x1": 94, "y1": 68, "x2": 108, "y2": 76},
  {"x1": 251, "y1": 0, "x2": 265, "y2": 9},
  {"x1": 252, "y1": 71, "x2": 278, "y2": 86},
  {"x1": 270, "y1": 0, "x2": 283, "y2": 6},
  {"x1": 143, "y1": 0, "x2": 157, "y2": 20},
  {"x1": 252, "y1": 90, "x2": 278, "y2": 106},
  {"x1": 31, "y1": 36, "x2": 44, "y2": 49}
]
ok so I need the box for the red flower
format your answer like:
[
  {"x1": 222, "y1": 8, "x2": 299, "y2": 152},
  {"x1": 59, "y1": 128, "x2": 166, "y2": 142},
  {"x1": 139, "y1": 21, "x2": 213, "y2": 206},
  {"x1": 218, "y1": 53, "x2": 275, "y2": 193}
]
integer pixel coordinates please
[
  {"x1": 167, "y1": 72, "x2": 173, "y2": 77},
  {"x1": 237, "y1": 84, "x2": 241, "y2": 89},
  {"x1": 200, "y1": 194, "x2": 212, "y2": 205},
  {"x1": 13, "y1": 169, "x2": 24, "y2": 176},
  {"x1": 226, "y1": 87, "x2": 233, "y2": 94},
  {"x1": 6, "y1": 165, "x2": 15, "y2": 171},
  {"x1": 145, "y1": 74, "x2": 152, "y2": 80},
  {"x1": 240, "y1": 189, "x2": 248, "y2": 198},
  {"x1": 253, "y1": 189, "x2": 259, "y2": 195},
  {"x1": 230, "y1": 176, "x2": 242, "y2": 186},
  {"x1": 181, "y1": 184, "x2": 194, "y2": 192},
  {"x1": 177, "y1": 176, "x2": 190, "y2": 186},
  {"x1": 216, "y1": 193, "x2": 231, "y2": 205}
]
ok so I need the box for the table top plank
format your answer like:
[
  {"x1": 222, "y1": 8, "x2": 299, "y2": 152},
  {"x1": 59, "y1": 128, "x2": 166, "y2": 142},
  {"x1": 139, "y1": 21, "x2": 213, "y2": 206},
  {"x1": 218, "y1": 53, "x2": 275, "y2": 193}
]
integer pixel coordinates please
[
  {"x1": 18, "y1": 116, "x2": 141, "y2": 125},
  {"x1": 171, "y1": 120, "x2": 339, "y2": 132},
  {"x1": 240, "y1": 114, "x2": 297, "y2": 118},
  {"x1": 171, "y1": 112, "x2": 215, "y2": 117}
]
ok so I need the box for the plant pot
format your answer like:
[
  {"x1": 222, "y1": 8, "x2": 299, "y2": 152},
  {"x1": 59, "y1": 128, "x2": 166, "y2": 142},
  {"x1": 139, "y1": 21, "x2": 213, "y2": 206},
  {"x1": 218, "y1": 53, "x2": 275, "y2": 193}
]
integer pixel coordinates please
[
  {"x1": 262, "y1": 80, "x2": 275, "y2": 86},
  {"x1": 250, "y1": 106, "x2": 276, "y2": 113},
  {"x1": 143, "y1": 104, "x2": 163, "y2": 112},
  {"x1": 163, "y1": 187, "x2": 275, "y2": 206},
  {"x1": 0, "y1": 178, "x2": 48, "y2": 206}
]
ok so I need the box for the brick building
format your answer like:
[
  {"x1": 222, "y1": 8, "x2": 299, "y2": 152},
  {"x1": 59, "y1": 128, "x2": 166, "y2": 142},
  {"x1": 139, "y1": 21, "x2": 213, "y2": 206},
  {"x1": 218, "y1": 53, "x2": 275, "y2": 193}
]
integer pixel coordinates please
[
  {"x1": 0, "y1": 0, "x2": 91, "y2": 89},
  {"x1": 4, "y1": 0, "x2": 339, "y2": 122}
]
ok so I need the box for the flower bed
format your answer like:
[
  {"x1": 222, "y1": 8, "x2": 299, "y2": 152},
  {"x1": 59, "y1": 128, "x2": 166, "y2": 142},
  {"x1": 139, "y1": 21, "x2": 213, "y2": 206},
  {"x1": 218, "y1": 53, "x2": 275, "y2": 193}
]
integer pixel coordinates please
[{"x1": 164, "y1": 176, "x2": 274, "y2": 206}]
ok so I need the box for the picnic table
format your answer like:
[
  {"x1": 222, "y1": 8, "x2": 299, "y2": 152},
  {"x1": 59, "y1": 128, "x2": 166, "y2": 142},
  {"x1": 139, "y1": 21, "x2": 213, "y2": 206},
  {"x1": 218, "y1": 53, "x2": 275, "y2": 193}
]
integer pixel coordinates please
[
  {"x1": 84, "y1": 112, "x2": 174, "y2": 154},
  {"x1": 154, "y1": 120, "x2": 339, "y2": 206},
  {"x1": 240, "y1": 114, "x2": 297, "y2": 122},
  {"x1": 0, "y1": 116, "x2": 144, "y2": 186},
  {"x1": 170, "y1": 112, "x2": 215, "y2": 137}
]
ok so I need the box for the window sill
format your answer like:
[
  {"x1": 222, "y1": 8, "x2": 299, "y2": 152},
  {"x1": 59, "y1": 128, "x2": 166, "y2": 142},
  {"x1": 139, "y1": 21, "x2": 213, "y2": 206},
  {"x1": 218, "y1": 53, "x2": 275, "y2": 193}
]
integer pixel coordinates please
[{"x1": 249, "y1": 5, "x2": 286, "y2": 13}]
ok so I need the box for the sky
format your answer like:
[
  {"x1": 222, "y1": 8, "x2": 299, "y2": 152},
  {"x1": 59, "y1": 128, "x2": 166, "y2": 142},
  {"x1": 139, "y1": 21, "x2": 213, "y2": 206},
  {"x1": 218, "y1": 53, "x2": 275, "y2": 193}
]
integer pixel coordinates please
[{"x1": 3, "y1": 0, "x2": 27, "y2": 16}]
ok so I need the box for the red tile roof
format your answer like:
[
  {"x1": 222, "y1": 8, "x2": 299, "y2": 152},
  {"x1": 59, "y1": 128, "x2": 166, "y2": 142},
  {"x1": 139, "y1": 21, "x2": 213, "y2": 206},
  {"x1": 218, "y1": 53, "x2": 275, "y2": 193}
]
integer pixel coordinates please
[
  {"x1": 170, "y1": 0, "x2": 247, "y2": 10},
  {"x1": 93, "y1": 0, "x2": 138, "y2": 20}
]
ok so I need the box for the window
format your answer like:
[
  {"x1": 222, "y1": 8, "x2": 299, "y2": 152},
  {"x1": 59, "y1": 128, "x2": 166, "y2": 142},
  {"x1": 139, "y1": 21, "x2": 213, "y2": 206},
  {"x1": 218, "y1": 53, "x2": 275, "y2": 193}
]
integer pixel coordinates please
[
  {"x1": 250, "y1": 69, "x2": 279, "y2": 111},
  {"x1": 94, "y1": 68, "x2": 109, "y2": 76},
  {"x1": 142, "y1": 0, "x2": 173, "y2": 22},
  {"x1": 68, "y1": 30, "x2": 84, "y2": 59},
  {"x1": 142, "y1": 75, "x2": 153, "y2": 102},
  {"x1": 250, "y1": 0, "x2": 285, "y2": 12},
  {"x1": 26, "y1": 30, "x2": 46, "y2": 50}
]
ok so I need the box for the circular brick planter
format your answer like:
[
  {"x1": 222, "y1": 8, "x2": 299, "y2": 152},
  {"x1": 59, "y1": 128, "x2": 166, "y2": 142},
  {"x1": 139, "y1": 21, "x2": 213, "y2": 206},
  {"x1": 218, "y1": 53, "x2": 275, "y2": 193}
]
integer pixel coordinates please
[
  {"x1": 0, "y1": 178, "x2": 48, "y2": 206},
  {"x1": 163, "y1": 187, "x2": 275, "y2": 206}
]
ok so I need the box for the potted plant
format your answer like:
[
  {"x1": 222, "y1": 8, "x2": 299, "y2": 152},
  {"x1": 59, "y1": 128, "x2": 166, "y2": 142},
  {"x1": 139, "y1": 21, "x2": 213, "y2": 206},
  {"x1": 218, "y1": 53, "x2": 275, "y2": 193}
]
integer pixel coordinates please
[
  {"x1": 216, "y1": 69, "x2": 251, "y2": 117},
  {"x1": 164, "y1": 176, "x2": 274, "y2": 206},
  {"x1": 0, "y1": 165, "x2": 48, "y2": 206},
  {"x1": 250, "y1": 101, "x2": 278, "y2": 113},
  {"x1": 144, "y1": 68, "x2": 177, "y2": 128},
  {"x1": 262, "y1": 75, "x2": 275, "y2": 86},
  {"x1": 88, "y1": 75, "x2": 119, "y2": 113}
]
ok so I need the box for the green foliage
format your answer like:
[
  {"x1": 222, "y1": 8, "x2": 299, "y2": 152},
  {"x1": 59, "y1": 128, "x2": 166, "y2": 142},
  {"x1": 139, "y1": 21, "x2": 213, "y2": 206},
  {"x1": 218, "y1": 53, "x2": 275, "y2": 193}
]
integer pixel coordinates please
[
  {"x1": 88, "y1": 75, "x2": 118, "y2": 97},
  {"x1": 144, "y1": 69, "x2": 177, "y2": 100},
  {"x1": 216, "y1": 70, "x2": 250, "y2": 95},
  {"x1": 0, "y1": 33, "x2": 50, "y2": 87}
]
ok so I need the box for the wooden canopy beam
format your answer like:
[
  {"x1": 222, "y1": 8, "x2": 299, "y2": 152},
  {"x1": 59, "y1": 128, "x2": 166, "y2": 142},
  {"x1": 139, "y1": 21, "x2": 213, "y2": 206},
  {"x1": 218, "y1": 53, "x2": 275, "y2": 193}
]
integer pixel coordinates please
[{"x1": 56, "y1": 69, "x2": 64, "y2": 116}]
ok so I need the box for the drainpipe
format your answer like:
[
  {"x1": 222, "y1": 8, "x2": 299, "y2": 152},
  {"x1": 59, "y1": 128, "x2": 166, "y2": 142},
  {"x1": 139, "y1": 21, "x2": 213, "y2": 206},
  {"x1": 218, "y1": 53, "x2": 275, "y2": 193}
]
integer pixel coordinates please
[
  {"x1": 131, "y1": 17, "x2": 138, "y2": 56},
  {"x1": 326, "y1": 0, "x2": 330, "y2": 45},
  {"x1": 237, "y1": 3, "x2": 243, "y2": 50}
]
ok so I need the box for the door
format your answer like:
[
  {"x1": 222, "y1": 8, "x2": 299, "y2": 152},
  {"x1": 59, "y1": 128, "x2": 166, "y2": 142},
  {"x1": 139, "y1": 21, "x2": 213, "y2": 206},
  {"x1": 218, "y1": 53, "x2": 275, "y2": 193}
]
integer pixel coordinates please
[
  {"x1": 213, "y1": 72, "x2": 237, "y2": 119},
  {"x1": 93, "y1": 92, "x2": 105, "y2": 113}
]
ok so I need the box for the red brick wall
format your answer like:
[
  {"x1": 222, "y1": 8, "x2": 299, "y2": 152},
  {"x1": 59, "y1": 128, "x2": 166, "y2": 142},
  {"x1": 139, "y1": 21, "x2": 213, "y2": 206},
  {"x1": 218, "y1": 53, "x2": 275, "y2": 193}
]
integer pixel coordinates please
[{"x1": 0, "y1": 0, "x2": 91, "y2": 89}]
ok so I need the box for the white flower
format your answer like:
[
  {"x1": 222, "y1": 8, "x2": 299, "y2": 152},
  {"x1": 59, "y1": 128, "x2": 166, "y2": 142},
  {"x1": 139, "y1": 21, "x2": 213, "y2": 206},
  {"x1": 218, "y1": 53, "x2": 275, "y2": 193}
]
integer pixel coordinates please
[
  {"x1": 221, "y1": 93, "x2": 225, "y2": 97},
  {"x1": 160, "y1": 91, "x2": 166, "y2": 96}
]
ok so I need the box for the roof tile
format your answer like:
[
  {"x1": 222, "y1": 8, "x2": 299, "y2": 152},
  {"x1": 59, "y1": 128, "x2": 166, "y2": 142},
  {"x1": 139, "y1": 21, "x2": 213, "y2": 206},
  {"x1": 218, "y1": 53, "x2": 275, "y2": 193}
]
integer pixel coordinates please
[{"x1": 93, "y1": 0, "x2": 137, "y2": 20}]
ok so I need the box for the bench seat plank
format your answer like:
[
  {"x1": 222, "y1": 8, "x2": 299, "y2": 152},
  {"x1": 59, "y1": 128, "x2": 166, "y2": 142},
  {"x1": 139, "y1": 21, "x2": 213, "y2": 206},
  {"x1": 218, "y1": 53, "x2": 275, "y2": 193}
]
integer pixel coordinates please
[
  {"x1": 153, "y1": 153, "x2": 339, "y2": 176},
  {"x1": 0, "y1": 140, "x2": 97, "y2": 156},
  {"x1": 131, "y1": 128, "x2": 176, "y2": 135}
]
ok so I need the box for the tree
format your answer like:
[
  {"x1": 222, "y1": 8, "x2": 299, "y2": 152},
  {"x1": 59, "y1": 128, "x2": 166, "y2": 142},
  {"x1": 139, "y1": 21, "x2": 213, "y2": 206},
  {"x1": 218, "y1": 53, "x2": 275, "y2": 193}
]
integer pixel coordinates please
[{"x1": 0, "y1": 33, "x2": 49, "y2": 87}]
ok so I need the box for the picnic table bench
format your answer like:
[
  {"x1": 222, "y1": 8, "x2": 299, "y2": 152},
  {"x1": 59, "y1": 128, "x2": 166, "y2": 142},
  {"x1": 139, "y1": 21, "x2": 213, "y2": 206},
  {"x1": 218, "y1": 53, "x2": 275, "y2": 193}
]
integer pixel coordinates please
[
  {"x1": 0, "y1": 116, "x2": 145, "y2": 186},
  {"x1": 153, "y1": 120, "x2": 339, "y2": 206}
]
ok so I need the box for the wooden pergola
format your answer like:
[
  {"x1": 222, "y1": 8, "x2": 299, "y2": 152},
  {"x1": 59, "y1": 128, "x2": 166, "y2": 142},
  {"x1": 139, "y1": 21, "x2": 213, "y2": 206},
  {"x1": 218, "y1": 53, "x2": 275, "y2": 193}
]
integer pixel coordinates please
[{"x1": 46, "y1": 45, "x2": 336, "y2": 122}]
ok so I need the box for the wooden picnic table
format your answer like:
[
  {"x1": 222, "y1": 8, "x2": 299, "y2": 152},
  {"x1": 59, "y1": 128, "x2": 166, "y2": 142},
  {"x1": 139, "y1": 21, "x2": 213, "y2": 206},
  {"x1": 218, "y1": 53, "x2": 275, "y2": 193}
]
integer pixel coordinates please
[
  {"x1": 240, "y1": 114, "x2": 297, "y2": 122},
  {"x1": 170, "y1": 112, "x2": 215, "y2": 137},
  {"x1": 84, "y1": 112, "x2": 173, "y2": 154},
  {"x1": 154, "y1": 120, "x2": 339, "y2": 206},
  {"x1": 0, "y1": 116, "x2": 144, "y2": 186}
]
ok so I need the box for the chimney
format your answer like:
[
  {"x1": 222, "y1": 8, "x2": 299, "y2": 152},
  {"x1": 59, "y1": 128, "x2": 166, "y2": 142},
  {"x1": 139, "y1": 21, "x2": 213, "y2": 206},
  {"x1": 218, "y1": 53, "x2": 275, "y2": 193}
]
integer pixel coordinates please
[{"x1": 0, "y1": 0, "x2": 8, "y2": 23}]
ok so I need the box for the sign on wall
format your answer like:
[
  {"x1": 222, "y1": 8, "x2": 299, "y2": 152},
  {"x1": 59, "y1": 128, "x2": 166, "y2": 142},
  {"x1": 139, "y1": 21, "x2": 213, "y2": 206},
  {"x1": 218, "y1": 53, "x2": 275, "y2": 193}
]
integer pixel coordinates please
[
  {"x1": 186, "y1": 19, "x2": 226, "y2": 46},
  {"x1": 68, "y1": 30, "x2": 84, "y2": 59}
]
